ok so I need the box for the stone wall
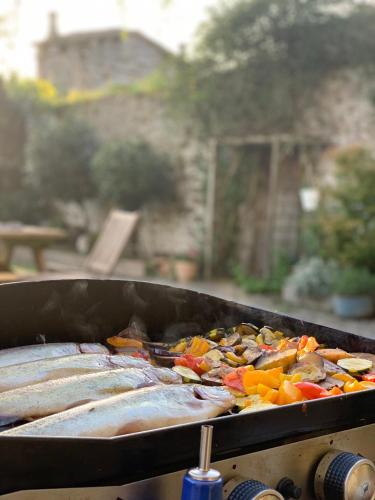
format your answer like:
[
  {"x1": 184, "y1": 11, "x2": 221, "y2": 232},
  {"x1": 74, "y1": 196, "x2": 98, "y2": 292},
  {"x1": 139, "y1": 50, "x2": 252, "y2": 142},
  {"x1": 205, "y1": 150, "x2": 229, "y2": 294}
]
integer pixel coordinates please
[
  {"x1": 64, "y1": 93, "x2": 208, "y2": 259},
  {"x1": 38, "y1": 31, "x2": 169, "y2": 93}
]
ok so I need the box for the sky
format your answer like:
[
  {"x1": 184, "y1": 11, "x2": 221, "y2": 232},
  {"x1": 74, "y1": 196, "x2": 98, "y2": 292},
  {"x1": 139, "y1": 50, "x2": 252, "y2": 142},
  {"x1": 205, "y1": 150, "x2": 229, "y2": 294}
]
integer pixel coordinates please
[{"x1": 0, "y1": 0, "x2": 218, "y2": 77}]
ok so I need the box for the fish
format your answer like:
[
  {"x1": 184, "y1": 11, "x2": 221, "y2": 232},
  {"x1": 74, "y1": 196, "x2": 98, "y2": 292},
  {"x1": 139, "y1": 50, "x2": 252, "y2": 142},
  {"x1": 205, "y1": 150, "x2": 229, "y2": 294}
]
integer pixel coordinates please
[
  {"x1": 0, "y1": 343, "x2": 109, "y2": 368},
  {"x1": 2, "y1": 385, "x2": 235, "y2": 437},
  {"x1": 0, "y1": 366, "x2": 181, "y2": 426},
  {"x1": 0, "y1": 354, "x2": 149, "y2": 393}
]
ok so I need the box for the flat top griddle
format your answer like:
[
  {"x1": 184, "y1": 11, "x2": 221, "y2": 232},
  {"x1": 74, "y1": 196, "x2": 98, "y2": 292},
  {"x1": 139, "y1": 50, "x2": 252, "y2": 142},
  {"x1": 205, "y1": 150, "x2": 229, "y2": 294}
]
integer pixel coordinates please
[{"x1": 0, "y1": 279, "x2": 373, "y2": 494}]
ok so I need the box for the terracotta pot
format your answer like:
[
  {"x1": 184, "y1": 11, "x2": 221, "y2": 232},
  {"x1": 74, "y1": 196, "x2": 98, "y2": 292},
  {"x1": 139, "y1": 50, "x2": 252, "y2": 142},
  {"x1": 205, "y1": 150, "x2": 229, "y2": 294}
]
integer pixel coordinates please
[{"x1": 174, "y1": 259, "x2": 198, "y2": 283}]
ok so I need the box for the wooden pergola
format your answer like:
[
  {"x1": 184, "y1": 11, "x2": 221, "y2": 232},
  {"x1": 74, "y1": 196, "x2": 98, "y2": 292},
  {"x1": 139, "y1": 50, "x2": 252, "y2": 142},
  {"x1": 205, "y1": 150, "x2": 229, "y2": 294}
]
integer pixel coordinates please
[{"x1": 203, "y1": 133, "x2": 326, "y2": 279}]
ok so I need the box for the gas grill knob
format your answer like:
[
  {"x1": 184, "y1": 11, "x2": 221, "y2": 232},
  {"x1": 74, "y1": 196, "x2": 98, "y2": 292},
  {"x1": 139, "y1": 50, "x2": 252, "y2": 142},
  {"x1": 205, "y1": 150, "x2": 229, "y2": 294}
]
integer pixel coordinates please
[
  {"x1": 224, "y1": 478, "x2": 283, "y2": 499},
  {"x1": 314, "y1": 450, "x2": 375, "y2": 500}
]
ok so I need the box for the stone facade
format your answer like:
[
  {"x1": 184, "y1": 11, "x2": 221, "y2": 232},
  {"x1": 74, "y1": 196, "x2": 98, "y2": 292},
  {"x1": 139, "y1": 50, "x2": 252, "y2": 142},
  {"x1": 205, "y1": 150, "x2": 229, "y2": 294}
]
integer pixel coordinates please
[
  {"x1": 63, "y1": 93, "x2": 208, "y2": 259},
  {"x1": 37, "y1": 15, "x2": 171, "y2": 93}
]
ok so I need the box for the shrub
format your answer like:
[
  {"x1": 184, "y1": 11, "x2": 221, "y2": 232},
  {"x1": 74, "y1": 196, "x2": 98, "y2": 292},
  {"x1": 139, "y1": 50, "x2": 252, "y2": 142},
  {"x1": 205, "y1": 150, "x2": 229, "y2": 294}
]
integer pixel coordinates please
[
  {"x1": 284, "y1": 258, "x2": 338, "y2": 300},
  {"x1": 232, "y1": 255, "x2": 291, "y2": 294},
  {"x1": 92, "y1": 141, "x2": 176, "y2": 210},
  {"x1": 28, "y1": 115, "x2": 98, "y2": 203},
  {"x1": 315, "y1": 147, "x2": 375, "y2": 273},
  {"x1": 332, "y1": 267, "x2": 375, "y2": 296}
]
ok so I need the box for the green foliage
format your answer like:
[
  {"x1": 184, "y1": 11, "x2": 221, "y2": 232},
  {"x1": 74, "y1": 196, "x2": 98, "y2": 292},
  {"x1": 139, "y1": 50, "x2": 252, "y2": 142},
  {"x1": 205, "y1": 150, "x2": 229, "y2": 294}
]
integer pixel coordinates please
[
  {"x1": 285, "y1": 258, "x2": 339, "y2": 300},
  {"x1": 5, "y1": 75, "x2": 58, "y2": 112},
  {"x1": 332, "y1": 266, "x2": 375, "y2": 295},
  {"x1": 315, "y1": 146, "x2": 375, "y2": 273},
  {"x1": 169, "y1": 0, "x2": 375, "y2": 135},
  {"x1": 232, "y1": 255, "x2": 291, "y2": 294},
  {"x1": 28, "y1": 115, "x2": 98, "y2": 203},
  {"x1": 0, "y1": 184, "x2": 49, "y2": 224},
  {"x1": 92, "y1": 141, "x2": 176, "y2": 210}
]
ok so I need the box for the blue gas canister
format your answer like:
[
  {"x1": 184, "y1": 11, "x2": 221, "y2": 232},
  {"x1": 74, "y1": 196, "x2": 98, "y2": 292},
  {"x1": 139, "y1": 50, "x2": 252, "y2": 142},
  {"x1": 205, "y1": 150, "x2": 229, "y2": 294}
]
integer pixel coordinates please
[{"x1": 181, "y1": 425, "x2": 223, "y2": 500}]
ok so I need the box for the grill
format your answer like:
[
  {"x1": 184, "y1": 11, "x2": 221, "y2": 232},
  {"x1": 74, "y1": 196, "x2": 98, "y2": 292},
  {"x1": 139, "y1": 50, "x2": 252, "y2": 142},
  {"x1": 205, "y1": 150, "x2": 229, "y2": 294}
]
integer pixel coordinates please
[{"x1": 0, "y1": 279, "x2": 374, "y2": 498}]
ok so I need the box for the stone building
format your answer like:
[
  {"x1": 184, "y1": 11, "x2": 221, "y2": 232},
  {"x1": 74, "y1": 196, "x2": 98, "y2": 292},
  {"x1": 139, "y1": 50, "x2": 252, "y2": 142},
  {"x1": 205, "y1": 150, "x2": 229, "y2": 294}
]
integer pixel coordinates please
[
  {"x1": 37, "y1": 13, "x2": 171, "y2": 93},
  {"x1": 35, "y1": 18, "x2": 375, "y2": 278}
]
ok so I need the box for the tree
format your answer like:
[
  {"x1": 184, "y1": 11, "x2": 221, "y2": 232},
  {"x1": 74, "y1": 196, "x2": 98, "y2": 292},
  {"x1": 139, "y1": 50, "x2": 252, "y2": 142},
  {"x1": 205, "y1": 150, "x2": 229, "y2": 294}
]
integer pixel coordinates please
[
  {"x1": 169, "y1": 0, "x2": 375, "y2": 136},
  {"x1": 92, "y1": 141, "x2": 176, "y2": 210},
  {"x1": 315, "y1": 147, "x2": 375, "y2": 272},
  {"x1": 28, "y1": 114, "x2": 98, "y2": 203}
]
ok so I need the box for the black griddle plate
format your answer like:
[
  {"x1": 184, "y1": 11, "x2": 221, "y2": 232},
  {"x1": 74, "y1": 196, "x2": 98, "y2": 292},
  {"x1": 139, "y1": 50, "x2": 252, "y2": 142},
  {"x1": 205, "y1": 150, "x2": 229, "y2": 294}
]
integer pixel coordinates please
[{"x1": 0, "y1": 279, "x2": 373, "y2": 494}]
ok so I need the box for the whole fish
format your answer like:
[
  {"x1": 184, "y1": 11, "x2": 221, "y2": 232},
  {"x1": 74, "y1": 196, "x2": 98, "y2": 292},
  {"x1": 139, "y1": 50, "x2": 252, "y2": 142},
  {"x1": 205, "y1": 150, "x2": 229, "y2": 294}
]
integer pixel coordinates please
[
  {"x1": 0, "y1": 354, "x2": 149, "y2": 393},
  {"x1": 3, "y1": 385, "x2": 235, "y2": 437},
  {"x1": 0, "y1": 366, "x2": 181, "y2": 426},
  {"x1": 0, "y1": 343, "x2": 109, "y2": 368}
]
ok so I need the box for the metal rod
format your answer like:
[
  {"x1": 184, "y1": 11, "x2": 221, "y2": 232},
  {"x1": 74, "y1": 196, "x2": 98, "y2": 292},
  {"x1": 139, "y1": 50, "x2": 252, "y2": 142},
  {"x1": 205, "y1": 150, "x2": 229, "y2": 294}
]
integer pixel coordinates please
[{"x1": 199, "y1": 425, "x2": 213, "y2": 472}]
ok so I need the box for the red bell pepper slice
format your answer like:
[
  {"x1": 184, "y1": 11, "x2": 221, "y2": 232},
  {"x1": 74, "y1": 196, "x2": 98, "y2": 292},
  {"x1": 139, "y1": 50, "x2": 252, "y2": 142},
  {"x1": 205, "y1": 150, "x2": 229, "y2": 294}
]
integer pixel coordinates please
[
  {"x1": 223, "y1": 368, "x2": 246, "y2": 393},
  {"x1": 175, "y1": 354, "x2": 205, "y2": 375},
  {"x1": 259, "y1": 344, "x2": 274, "y2": 351},
  {"x1": 362, "y1": 373, "x2": 375, "y2": 383},
  {"x1": 294, "y1": 381, "x2": 329, "y2": 400}
]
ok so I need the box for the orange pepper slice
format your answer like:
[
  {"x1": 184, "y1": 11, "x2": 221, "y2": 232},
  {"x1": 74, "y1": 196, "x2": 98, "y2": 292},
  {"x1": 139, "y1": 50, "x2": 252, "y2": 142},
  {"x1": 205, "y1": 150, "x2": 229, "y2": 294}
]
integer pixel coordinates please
[
  {"x1": 106, "y1": 337, "x2": 143, "y2": 348},
  {"x1": 263, "y1": 388, "x2": 279, "y2": 404}
]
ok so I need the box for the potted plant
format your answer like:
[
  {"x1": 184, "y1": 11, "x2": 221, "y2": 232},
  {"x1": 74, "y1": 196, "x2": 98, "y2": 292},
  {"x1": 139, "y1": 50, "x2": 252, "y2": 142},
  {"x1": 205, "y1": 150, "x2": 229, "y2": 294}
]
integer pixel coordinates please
[
  {"x1": 174, "y1": 250, "x2": 199, "y2": 283},
  {"x1": 332, "y1": 267, "x2": 375, "y2": 318}
]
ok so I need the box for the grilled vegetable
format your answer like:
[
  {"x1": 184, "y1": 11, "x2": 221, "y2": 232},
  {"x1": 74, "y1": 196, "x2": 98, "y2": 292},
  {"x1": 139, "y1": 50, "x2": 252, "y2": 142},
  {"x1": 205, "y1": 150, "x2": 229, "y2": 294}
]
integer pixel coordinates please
[
  {"x1": 320, "y1": 357, "x2": 346, "y2": 375},
  {"x1": 255, "y1": 349, "x2": 297, "y2": 371},
  {"x1": 201, "y1": 372, "x2": 223, "y2": 386},
  {"x1": 351, "y1": 353, "x2": 375, "y2": 365},
  {"x1": 288, "y1": 352, "x2": 326, "y2": 383},
  {"x1": 239, "y1": 395, "x2": 277, "y2": 413},
  {"x1": 242, "y1": 347, "x2": 262, "y2": 364},
  {"x1": 319, "y1": 376, "x2": 345, "y2": 390},
  {"x1": 317, "y1": 349, "x2": 352, "y2": 363},
  {"x1": 337, "y1": 358, "x2": 372, "y2": 373},
  {"x1": 172, "y1": 366, "x2": 201, "y2": 382}
]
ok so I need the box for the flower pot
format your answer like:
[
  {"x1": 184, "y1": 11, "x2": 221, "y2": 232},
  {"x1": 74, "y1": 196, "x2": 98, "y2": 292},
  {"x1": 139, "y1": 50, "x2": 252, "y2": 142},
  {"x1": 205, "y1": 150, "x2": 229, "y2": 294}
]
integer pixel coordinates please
[
  {"x1": 332, "y1": 294, "x2": 374, "y2": 318},
  {"x1": 174, "y1": 260, "x2": 198, "y2": 283}
]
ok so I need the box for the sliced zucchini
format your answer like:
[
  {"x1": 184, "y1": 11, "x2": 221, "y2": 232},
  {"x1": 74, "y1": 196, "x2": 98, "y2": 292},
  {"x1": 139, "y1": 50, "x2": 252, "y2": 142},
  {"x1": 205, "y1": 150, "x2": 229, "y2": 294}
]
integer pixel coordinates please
[
  {"x1": 337, "y1": 358, "x2": 372, "y2": 373},
  {"x1": 172, "y1": 366, "x2": 201, "y2": 382}
]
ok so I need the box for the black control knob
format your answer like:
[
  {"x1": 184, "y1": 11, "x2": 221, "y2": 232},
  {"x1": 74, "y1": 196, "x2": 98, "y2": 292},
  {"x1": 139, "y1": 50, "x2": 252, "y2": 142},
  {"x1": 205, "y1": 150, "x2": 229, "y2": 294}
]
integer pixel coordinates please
[
  {"x1": 314, "y1": 450, "x2": 375, "y2": 500},
  {"x1": 224, "y1": 478, "x2": 283, "y2": 499},
  {"x1": 277, "y1": 477, "x2": 302, "y2": 499}
]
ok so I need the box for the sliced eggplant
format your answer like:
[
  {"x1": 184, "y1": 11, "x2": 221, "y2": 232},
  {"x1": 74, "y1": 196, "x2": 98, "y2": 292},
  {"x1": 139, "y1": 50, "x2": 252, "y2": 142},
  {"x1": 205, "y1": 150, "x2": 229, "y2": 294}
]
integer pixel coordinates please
[
  {"x1": 204, "y1": 349, "x2": 224, "y2": 363},
  {"x1": 234, "y1": 323, "x2": 259, "y2": 336},
  {"x1": 242, "y1": 347, "x2": 262, "y2": 365},
  {"x1": 241, "y1": 337, "x2": 258, "y2": 349},
  {"x1": 172, "y1": 366, "x2": 201, "y2": 382},
  {"x1": 255, "y1": 349, "x2": 297, "y2": 371},
  {"x1": 320, "y1": 376, "x2": 345, "y2": 390},
  {"x1": 337, "y1": 358, "x2": 372, "y2": 373},
  {"x1": 220, "y1": 332, "x2": 241, "y2": 347},
  {"x1": 288, "y1": 352, "x2": 326, "y2": 383},
  {"x1": 259, "y1": 327, "x2": 275, "y2": 345},
  {"x1": 201, "y1": 372, "x2": 223, "y2": 386},
  {"x1": 320, "y1": 357, "x2": 346, "y2": 375}
]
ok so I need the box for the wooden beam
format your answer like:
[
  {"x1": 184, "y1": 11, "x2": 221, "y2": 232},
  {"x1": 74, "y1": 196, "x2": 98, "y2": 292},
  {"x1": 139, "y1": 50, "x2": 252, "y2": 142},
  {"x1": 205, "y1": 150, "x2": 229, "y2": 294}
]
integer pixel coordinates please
[{"x1": 203, "y1": 139, "x2": 218, "y2": 280}]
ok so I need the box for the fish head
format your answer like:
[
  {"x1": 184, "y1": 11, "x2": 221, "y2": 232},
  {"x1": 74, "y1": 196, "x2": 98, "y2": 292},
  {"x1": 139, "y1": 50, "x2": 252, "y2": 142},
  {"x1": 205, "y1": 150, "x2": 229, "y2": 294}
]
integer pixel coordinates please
[{"x1": 193, "y1": 385, "x2": 235, "y2": 410}]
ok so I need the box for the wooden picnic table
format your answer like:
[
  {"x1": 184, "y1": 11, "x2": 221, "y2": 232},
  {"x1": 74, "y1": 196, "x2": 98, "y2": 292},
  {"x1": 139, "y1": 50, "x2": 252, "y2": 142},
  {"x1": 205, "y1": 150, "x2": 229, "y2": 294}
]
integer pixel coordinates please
[{"x1": 0, "y1": 225, "x2": 67, "y2": 272}]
